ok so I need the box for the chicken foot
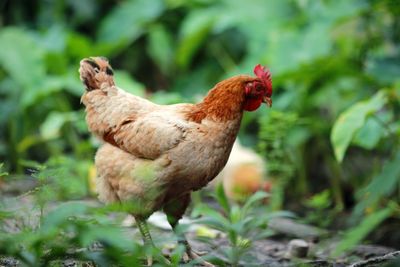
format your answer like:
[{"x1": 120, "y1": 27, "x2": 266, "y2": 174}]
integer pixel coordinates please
[{"x1": 178, "y1": 238, "x2": 215, "y2": 267}]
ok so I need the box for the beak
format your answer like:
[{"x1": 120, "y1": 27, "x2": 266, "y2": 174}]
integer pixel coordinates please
[{"x1": 262, "y1": 96, "x2": 272, "y2": 107}]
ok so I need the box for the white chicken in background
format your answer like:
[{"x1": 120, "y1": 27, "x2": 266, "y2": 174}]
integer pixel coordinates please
[{"x1": 209, "y1": 139, "x2": 271, "y2": 202}]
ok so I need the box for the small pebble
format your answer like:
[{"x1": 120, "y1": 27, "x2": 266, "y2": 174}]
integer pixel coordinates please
[{"x1": 286, "y1": 239, "x2": 309, "y2": 258}]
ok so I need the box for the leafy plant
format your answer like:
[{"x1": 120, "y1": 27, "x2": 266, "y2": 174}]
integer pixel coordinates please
[
  {"x1": 330, "y1": 85, "x2": 399, "y2": 252},
  {"x1": 191, "y1": 184, "x2": 291, "y2": 266},
  {"x1": 303, "y1": 190, "x2": 334, "y2": 228},
  {"x1": 0, "y1": 202, "x2": 146, "y2": 267},
  {"x1": 258, "y1": 110, "x2": 301, "y2": 210}
]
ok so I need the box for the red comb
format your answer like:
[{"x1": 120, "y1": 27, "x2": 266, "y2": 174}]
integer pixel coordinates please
[{"x1": 254, "y1": 64, "x2": 272, "y2": 97}]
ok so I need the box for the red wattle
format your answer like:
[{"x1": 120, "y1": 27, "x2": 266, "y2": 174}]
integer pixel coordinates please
[{"x1": 243, "y1": 98, "x2": 262, "y2": 111}]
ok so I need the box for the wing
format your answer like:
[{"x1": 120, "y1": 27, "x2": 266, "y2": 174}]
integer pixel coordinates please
[
  {"x1": 82, "y1": 86, "x2": 157, "y2": 138},
  {"x1": 80, "y1": 56, "x2": 189, "y2": 158},
  {"x1": 105, "y1": 110, "x2": 189, "y2": 159}
]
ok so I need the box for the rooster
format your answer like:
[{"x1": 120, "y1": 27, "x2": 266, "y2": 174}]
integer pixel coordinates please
[{"x1": 79, "y1": 57, "x2": 272, "y2": 265}]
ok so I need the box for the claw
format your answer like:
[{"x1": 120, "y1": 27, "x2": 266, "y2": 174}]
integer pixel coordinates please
[
  {"x1": 144, "y1": 255, "x2": 171, "y2": 266},
  {"x1": 179, "y1": 241, "x2": 214, "y2": 267},
  {"x1": 184, "y1": 250, "x2": 215, "y2": 267}
]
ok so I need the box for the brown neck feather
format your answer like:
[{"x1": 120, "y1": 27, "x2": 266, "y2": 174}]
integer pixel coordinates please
[{"x1": 186, "y1": 75, "x2": 254, "y2": 123}]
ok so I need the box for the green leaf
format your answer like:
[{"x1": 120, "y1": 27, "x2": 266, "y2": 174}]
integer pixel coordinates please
[
  {"x1": 97, "y1": 0, "x2": 164, "y2": 49},
  {"x1": 20, "y1": 75, "x2": 69, "y2": 108},
  {"x1": 0, "y1": 28, "x2": 76, "y2": 107},
  {"x1": 40, "y1": 111, "x2": 79, "y2": 140},
  {"x1": 0, "y1": 163, "x2": 8, "y2": 177},
  {"x1": 366, "y1": 56, "x2": 400, "y2": 84},
  {"x1": 80, "y1": 226, "x2": 134, "y2": 250},
  {"x1": 242, "y1": 191, "x2": 269, "y2": 217},
  {"x1": 147, "y1": 24, "x2": 174, "y2": 74},
  {"x1": 268, "y1": 23, "x2": 332, "y2": 74},
  {"x1": 352, "y1": 116, "x2": 386, "y2": 150},
  {"x1": 41, "y1": 202, "x2": 88, "y2": 232},
  {"x1": 176, "y1": 9, "x2": 216, "y2": 69},
  {"x1": 150, "y1": 91, "x2": 185, "y2": 105},
  {"x1": 169, "y1": 243, "x2": 185, "y2": 265},
  {"x1": 0, "y1": 210, "x2": 13, "y2": 220},
  {"x1": 39, "y1": 24, "x2": 67, "y2": 53},
  {"x1": 194, "y1": 217, "x2": 229, "y2": 232},
  {"x1": 304, "y1": 190, "x2": 331, "y2": 210},
  {"x1": 61, "y1": 68, "x2": 86, "y2": 96},
  {"x1": 229, "y1": 205, "x2": 241, "y2": 224},
  {"x1": 330, "y1": 91, "x2": 387, "y2": 162},
  {"x1": 334, "y1": 205, "x2": 394, "y2": 256},
  {"x1": 67, "y1": 32, "x2": 94, "y2": 60},
  {"x1": 354, "y1": 150, "x2": 400, "y2": 217},
  {"x1": 192, "y1": 204, "x2": 230, "y2": 230},
  {"x1": 215, "y1": 183, "x2": 230, "y2": 214},
  {"x1": 0, "y1": 27, "x2": 45, "y2": 89},
  {"x1": 113, "y1": 70, "x2": 145, "y2": 97}
]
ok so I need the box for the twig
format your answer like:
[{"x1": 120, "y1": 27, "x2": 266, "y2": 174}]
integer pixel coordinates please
[{"x1": 349, "y1": 251, "x2": 400, "y2": 267}]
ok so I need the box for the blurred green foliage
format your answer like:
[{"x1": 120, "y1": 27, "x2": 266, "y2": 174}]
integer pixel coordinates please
[
  {"x1": 0, "y1": 201, "x2": 148, "y2": 266},
  {"x1": 0, "y1": 0, "x2": 400, "y2": 263}
]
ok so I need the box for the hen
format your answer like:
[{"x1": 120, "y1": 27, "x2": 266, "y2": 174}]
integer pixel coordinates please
[
  {"x1": 79, "y1": 57, "x2": 272, "y2": 265},
  {"x1": 210, "y1": 140, "x2": 271, "y2": 202}
]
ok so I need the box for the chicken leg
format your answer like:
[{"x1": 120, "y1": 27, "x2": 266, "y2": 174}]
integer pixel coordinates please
[
  {"x1": 135, "y1": 216, "x2": 171, "y2": 266},
  {"x1": 135, "y1": 217, "x2": 155, "y2": 266},
  {"x1": 163, "y1": 194, "x2": 215, "y2": 267}
]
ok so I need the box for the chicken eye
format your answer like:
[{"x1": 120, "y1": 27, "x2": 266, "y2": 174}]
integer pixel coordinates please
[
  {"x1": 255, "y1": 84, "x2": 263, "y2": 92},
  {"x1": 94, "y1": 67, "x2": 100, "y2": 74}
]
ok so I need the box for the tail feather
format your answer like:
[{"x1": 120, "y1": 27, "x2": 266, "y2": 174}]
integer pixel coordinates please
[
  {"x1": 79, "y1": 56, "x2": 157, "y2": 145},
  {"x1": 79, "y1": 57, "x2": 115, "y2": 91}
]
